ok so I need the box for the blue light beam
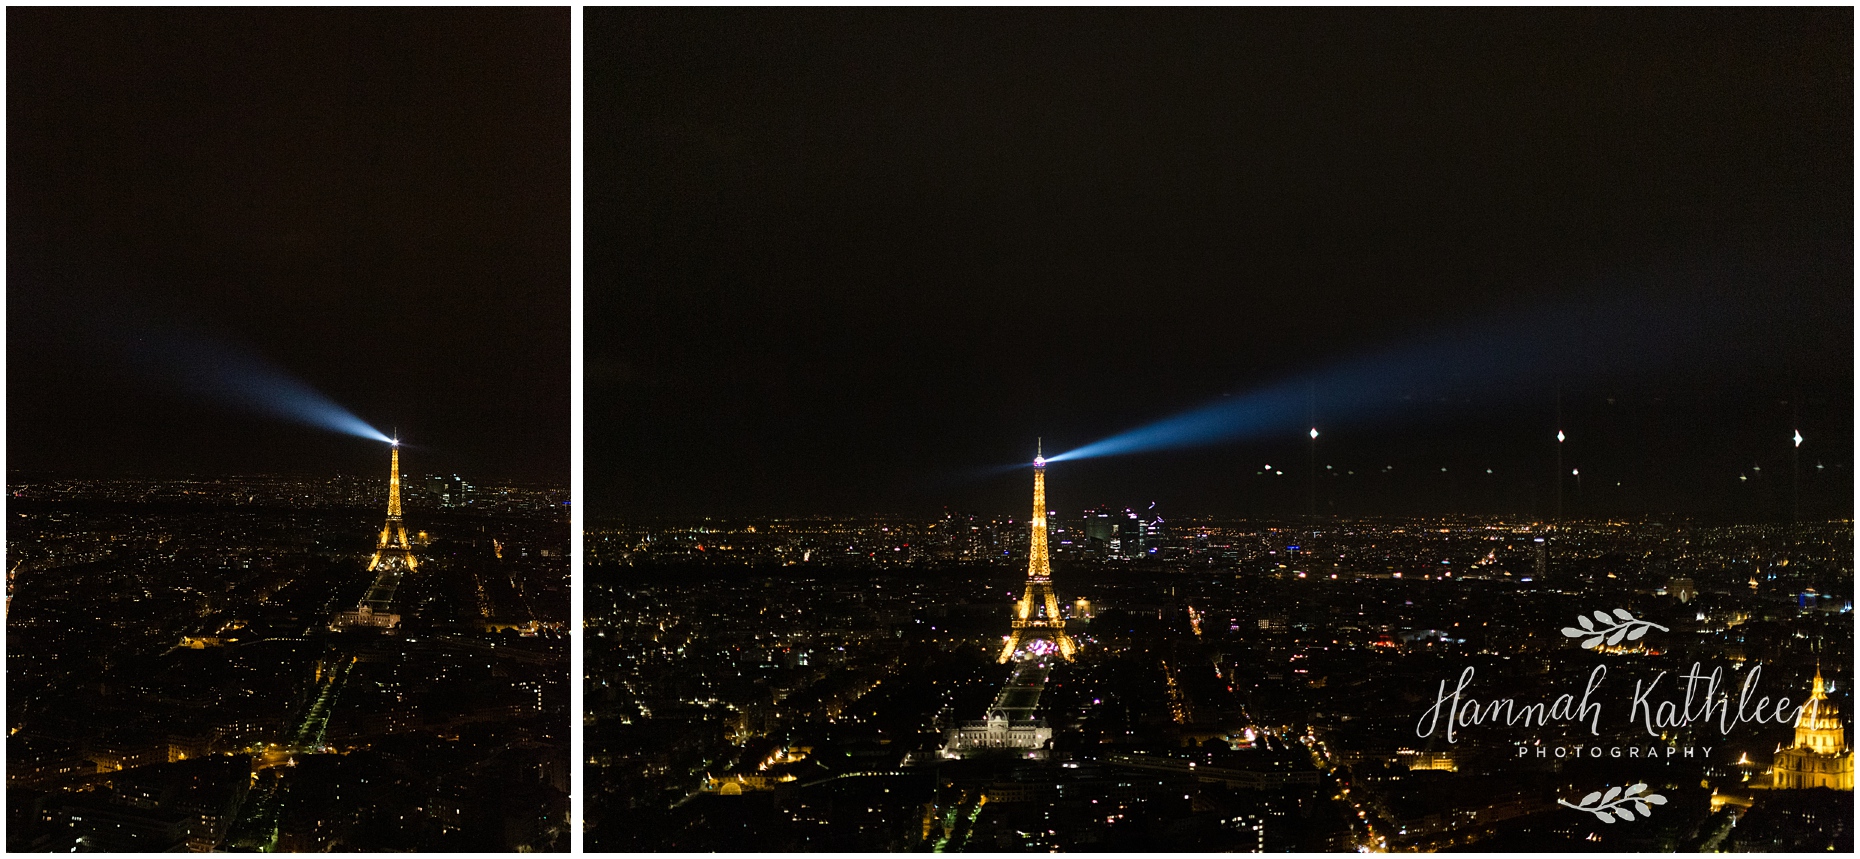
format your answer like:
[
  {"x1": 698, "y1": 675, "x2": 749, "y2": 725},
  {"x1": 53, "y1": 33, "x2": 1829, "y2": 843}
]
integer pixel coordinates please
[
  {"x1": 1046, "y1": 279, "x2": 1732, "y2": 464},
  {"x1": 16, "y1": 274, "x2": 393, "y2": 445},
  {"x1": 134, "y1": 328, "x2": 394, "y2": 443}
]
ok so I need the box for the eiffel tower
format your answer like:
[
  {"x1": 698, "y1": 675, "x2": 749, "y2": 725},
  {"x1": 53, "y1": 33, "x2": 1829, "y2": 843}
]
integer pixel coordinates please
[
  {"x1": 368, "y1": 440, "x2": 417, "y2": 574},
  {"x1": 335, "y1": 440, "x2": 414, "y2": 631},
  {"x1": 999, "y1": 442, "x2": 1076, "y2": 663}
]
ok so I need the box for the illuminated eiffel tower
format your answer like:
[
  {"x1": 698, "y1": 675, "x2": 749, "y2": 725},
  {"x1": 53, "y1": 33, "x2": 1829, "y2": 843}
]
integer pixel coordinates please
[
  {"x1": 998, "y1": 442, "x2": 1076, "y2": 663},
  {"x1": 335, "y1": 440, "x2": 414, "y2": 631},
  {"x1": 368, "y1": 440, "x2": 417, "y2": 574}
]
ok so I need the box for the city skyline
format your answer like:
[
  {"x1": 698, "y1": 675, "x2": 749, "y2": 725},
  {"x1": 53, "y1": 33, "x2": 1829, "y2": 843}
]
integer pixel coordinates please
[
  {"x1": 9, "y1": 435, "x2": 572, "y2": 851},
  {"x1": 586, "y1": 489, "x2": 1852, "y2": 850}
]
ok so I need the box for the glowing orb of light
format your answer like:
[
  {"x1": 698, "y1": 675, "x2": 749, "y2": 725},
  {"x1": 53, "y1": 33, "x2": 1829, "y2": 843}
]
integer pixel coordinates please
[{"x1": 1034, "y1": 455, "x2": 1046, "y2": 467}]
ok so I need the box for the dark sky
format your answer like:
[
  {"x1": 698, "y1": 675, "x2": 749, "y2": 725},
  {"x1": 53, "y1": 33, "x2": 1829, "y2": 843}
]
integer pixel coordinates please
[
  {"x1": 597, "y1": 9, "x2": 1852, "y2": 521},
  {"x1": 9, "y1": 8, "x2": 569, "y2": 484}
]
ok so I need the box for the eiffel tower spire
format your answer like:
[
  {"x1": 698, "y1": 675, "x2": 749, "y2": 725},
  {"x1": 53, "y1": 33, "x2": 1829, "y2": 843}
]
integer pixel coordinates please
[
  {"x1": 387, "y1": 436, "x2": 402, "y2": 518},
  {"x1": 999, "y1": 446, "x2": 1076, "y2": 663}
]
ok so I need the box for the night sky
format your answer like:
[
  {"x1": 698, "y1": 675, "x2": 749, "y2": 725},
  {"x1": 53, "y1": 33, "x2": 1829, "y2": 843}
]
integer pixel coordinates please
[
  {"x1": 9, "y1": 9, "x2": 569, "y2": 483},
  {"x1": 588, "y1": 9, "x2": 1851, "y2": 521}
]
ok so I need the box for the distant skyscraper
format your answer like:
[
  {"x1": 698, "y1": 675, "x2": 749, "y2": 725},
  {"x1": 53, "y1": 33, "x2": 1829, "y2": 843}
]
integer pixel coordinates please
[
  {"x1": 1141, "y1": 502, "x2": 1165, "y2": 555},
  {"x1": 447, "y1": 474, "x2": 472, "y2": 507},
  {"x1": 999, "y1": 447, "x2": 1076, "y2": 663},
  {"x1": 424, "y1": 473, "x2": 471, "y2": 506},
  {"x1": 940, "y1": 510, "x2": 980, "y2": 559},
  {"x1": 1117, "y1": 509, "x2": 1144, "y2": 557},
  {"x1": 1081, "y1": 507, "x2": 1116, "y2": 545},
  {"x1": 1086, "y1": 503, "x2": 1166, "y2": 559}
]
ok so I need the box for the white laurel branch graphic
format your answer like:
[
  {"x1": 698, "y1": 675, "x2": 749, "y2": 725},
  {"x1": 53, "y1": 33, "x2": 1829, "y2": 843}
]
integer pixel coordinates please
[
  {"x1": 1560, "y1": 609, "x2": 1668, "y2": 649},
  {"x1": 1558, "y1": 783, "x2": 1666, "y2": 823}
]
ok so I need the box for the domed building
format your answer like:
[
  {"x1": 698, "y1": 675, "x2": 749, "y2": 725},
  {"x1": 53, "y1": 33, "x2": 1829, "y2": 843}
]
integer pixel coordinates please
[{"x1": 1771, "y1": 668, "x2": 1853, "y2": 790}]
